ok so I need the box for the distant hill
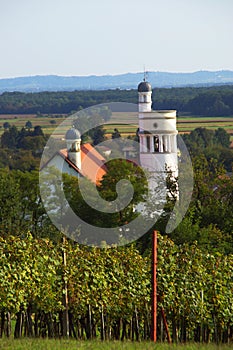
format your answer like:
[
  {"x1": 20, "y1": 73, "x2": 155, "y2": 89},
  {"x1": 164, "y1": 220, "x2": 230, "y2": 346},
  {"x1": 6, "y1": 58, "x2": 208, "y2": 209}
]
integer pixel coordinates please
[{"x1": 1, "y1": 70, "x2": 233, "y2": 92}]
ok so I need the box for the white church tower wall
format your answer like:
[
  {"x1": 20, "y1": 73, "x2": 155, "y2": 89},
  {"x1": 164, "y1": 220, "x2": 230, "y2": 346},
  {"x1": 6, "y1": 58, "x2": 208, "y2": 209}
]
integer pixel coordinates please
[{"x1": 138, "y1": 80, "x2": 178, "y2": 178}]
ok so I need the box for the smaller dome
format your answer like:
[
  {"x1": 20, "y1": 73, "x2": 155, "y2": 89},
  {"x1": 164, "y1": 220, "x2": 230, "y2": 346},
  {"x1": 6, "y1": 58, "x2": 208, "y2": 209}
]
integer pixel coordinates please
[
  {"x1": 138, "y1": 81, "x2": 152, "y2": 92},
  {"x1": 65, "y1": 127, "x2": 81, "y2": 140}
]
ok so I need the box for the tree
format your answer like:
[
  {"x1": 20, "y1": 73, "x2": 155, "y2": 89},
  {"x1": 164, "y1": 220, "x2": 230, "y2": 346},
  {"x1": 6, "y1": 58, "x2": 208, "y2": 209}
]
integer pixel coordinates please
[
  {"x1": 172, "y1": 153, "x2": 233, "y2": 253},
  {"x1": 214, "y1": 127, "x2": 230, "y2": 148},
  {"x1": 18, "y1": 136, "x2": 46, "y2": 153},
  {"x1": 190, "y1": 127, "x2": 215, "y2": 148},
  {"x1": 99, "y1": 159, "x2": 148, "y2": 226},
  {"x1": 112, "y1": 128, "x2": 121, "y2": 139},
  {"x1": 1, "y1": 125, "x2": 19, "y2": 149},
  {"x1": 0, "y1": 169, "x2": 55, "y2": 238},
  {"x1": 0, "y1": 170, "x2": 23, "y2": 237},
  {"x1": 9, "y1": 150, "x2": 39, "y2": 171},
  {"x1": 3, "y1": 122, "x2": 10, "y2": 129},
  {"x1": 92, "y1": 126, "x2": 106, "y2": 145},
  {"x1": 25, "y1": 120, "x2": 32, "y2": 130},
  {"x1": 182, "y1": 127, "x2": 232, "y2": 172},
  {"x1": 62, "y1": 159, "x2": 148, "y2": 233},
  {"x1": 33, "y1": 125, "x2": 44, "y2": 136}
]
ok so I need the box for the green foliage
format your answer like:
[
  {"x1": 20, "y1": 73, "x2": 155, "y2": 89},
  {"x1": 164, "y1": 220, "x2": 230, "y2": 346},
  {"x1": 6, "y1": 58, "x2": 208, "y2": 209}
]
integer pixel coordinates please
[
  {"x1": 183, "y1": 127, "x2": 230, "y2": 152},
  {"x1": 0, "y1": 90, "x2": 134, "y2": 114},
  {"x1": 214, "y1": 127, "x2": 230, "y2": 147},
  {"x1": 0, "y1": 170, "x2": 23, "y2": 236},
  {"x1": 112, "y1": 128, "x2": 121, "y2": 139},
  {"x1": 62, "y1": 159, "x2": 148, "y2": 231},
  {"x1": 0, "y1": 124, "x2": 47, "y2": 170},
  {"x1": 156, "y1": 235, "x2": 233, "y2": 343},
  {"x1": 0, "y1": 234, "x2": 232, "y2": 342},
  {"x1": 0, "y1": 148, "x2": 39, "y2": 171},
  {"x1": 167, "y1": 153, "x2": 233, "y2": 254},
  {"x1": 3, "y1": 121, "x2": 10, "y2": 129},
  {"x1": 92, "y1": 126, "x2": 106, "y2": 145},
  {"x1": 25, "y1": 120, "x2": 32, "y2": 129},
  {"x1": 68, "y1": 244, "x2": 150, "y2": 321},
  {"x1": 0, "y1": 169, "x2": 58, "y2": 239},
  {"x1": 185, "y1": 90, "x2": 232, "y2": 116},
  {"x1": 1, "y1": 85, "x2": 233, "y2": 116},
  {"x1": 182, "y1": 127, "x2": 233, "y2": 172},
  {"x1": 0, "y1": 234, "x2": 62, "y2": 315},
  {"x1": 1, "y1": 125, "x2": 18, "y2": 148},
  {"x1": 100, "y1": 159, "x2": 147, "y2": 204},
  {"x1": 1, "y1": 125, "x2": 46, "y2": 150}
]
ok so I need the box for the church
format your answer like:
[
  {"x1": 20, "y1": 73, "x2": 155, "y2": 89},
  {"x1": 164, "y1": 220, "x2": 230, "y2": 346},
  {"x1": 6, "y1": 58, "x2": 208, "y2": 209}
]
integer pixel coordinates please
[
  {"x1": 41, "y1": 128, "x2": 107, "y2": 185},
  {"x1": 42, "y1": 79, "x2": 178, "y2": 184}
]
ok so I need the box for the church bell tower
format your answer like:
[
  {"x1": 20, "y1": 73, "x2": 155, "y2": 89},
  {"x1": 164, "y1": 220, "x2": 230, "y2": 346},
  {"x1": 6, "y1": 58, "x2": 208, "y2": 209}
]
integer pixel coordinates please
[{"x1": 138, "y1": 79, "x2": 178, "y2": 178}]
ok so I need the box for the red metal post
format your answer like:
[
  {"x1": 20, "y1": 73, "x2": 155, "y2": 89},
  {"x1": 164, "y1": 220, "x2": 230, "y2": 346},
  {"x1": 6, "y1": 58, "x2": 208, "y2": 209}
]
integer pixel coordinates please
[{"x1": 151, "y1": 230, "x2": 157, "y2": 342}]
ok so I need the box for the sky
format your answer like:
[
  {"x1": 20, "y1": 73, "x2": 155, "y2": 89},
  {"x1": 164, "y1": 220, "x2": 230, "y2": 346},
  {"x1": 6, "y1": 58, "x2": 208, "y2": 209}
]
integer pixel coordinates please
[{"x1": 1, "y1": 0, "x2": 233, "y2": 78}]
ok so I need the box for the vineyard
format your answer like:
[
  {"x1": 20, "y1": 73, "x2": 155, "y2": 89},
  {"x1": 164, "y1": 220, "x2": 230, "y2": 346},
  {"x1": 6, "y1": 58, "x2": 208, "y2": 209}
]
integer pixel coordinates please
[{"x1": 0, "y1": 234, "x2": 232, "y2": 344}]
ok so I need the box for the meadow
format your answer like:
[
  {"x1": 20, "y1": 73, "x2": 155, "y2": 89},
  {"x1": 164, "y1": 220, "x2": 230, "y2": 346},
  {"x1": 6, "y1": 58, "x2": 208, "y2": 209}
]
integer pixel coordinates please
[
  {"x1": 0, "y1": 113, "x2": 233, "y2": 138},
  {"x1": 0, "y1": 114, "x2": 66, "y2": 136},
  {"x1": 0, "y1": 338, "x2": 232, "y2": 350}
]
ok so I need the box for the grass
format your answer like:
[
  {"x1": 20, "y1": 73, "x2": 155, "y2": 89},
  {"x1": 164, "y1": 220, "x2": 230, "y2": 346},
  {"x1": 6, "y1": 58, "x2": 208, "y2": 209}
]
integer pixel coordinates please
[
  {"x1": 0, "y1": 113, "x2": 233, "y2": 139},
  {"x1": 176, "y1": 116, "x2": 233, "y2": 134},
  {"x1": 109, "y1": 112, "x2": 138, "y2": 124},
  {"x1": 0, "y1": 114, "x2": 66, "y2": 136},
  {"x1": 0, "y1": 339, "x2": 232, "y2": 350},
  {"x1": 104, "y1": 115, "x2": 233, "y2": 136}
]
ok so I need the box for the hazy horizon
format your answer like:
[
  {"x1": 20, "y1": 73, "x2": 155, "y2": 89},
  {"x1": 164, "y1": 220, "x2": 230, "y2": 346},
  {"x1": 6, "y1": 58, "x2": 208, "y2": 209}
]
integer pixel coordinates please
[{"x1": 1, "y1": 68, "x2": 233, "y2": 80}]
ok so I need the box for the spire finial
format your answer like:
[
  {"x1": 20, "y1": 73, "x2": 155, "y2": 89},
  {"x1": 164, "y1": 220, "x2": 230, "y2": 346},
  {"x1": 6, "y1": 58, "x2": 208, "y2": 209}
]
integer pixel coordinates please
[{"x1": 143, "y1": 66, "x2": 148, "y2": 82}]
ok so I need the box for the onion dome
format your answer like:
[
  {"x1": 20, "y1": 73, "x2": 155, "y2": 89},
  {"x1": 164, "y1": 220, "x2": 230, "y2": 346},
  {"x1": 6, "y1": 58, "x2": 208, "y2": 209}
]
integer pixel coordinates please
[
  {"x1": 65, "y1": 127, "x2": 81, "y2": 140},
  {"x1": 137, "y1": 81, "x2": 152, "y2": 92}
]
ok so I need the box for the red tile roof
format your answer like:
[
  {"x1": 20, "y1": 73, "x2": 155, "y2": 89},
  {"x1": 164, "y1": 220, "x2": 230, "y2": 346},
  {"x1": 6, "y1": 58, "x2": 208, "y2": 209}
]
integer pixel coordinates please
[{"x1": 58, "y1": 143, "x2": 107, "y2": 185}]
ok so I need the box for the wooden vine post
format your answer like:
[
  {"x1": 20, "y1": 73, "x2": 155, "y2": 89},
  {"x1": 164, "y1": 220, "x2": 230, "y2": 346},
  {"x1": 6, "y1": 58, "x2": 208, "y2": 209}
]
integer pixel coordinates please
[{"x1": 62, "y1": 235, "x2": 69, "y2": 338}]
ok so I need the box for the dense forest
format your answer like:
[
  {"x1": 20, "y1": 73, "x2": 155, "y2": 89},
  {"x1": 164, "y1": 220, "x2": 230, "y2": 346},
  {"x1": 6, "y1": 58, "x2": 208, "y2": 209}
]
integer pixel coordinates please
[{"x1": 0, "y1": 85, "x2": 233, "y2": 116}]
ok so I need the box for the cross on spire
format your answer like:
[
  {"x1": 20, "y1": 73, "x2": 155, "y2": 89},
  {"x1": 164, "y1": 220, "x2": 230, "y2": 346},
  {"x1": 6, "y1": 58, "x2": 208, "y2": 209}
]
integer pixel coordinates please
[{"x1": 143, "y1": 66, "x2": 148, "y2": 82}]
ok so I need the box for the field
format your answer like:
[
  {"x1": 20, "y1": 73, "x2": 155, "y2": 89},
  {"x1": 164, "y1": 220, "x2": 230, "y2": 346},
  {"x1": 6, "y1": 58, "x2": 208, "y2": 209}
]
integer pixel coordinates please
[
  {"x1": 0, "y1": 113, "x2": 233, "y2": 139},
  {"x1": 0, "y1": 114, "x2": 66, "y2": 137},
  {"x1": 0, "y1": 339, "x2": 232, "y2": 350}
]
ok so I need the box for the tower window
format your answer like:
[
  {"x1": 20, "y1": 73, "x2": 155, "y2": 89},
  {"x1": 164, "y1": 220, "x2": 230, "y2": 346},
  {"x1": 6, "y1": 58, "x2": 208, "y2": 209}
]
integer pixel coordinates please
[
  {"x1": 153, "y1": 123, "x2": 158, "y2": 129},
  {"x1": 146, "y1": 136, "x2": 150, "y2": 152},
  {"x1": 154, "y1": 136, "x2": 159, "y2": 152}
]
